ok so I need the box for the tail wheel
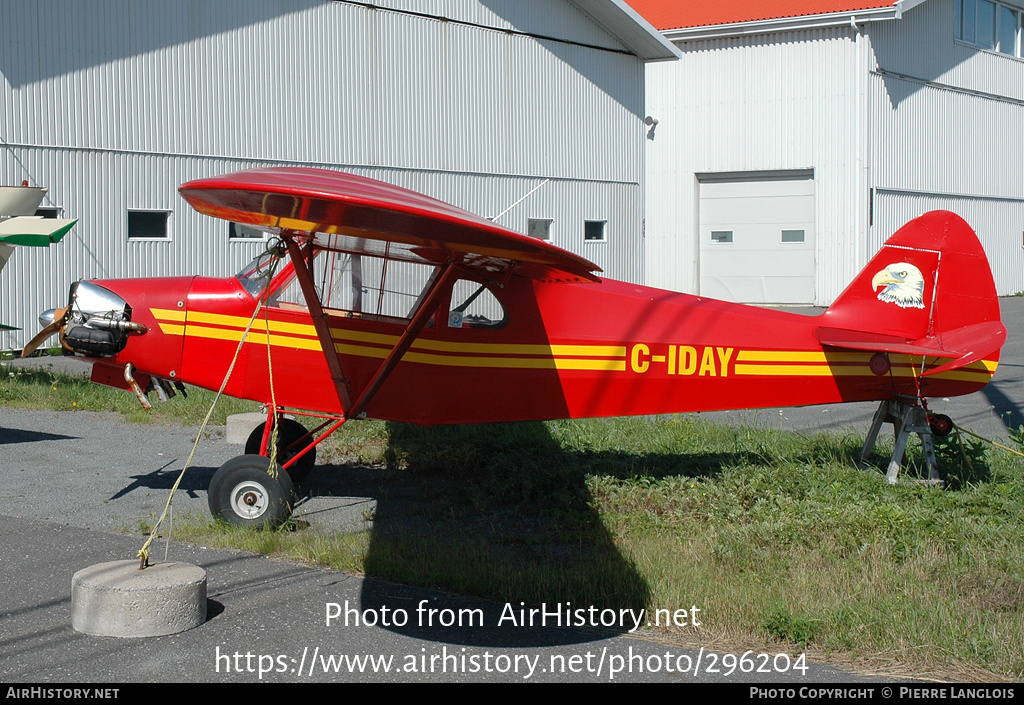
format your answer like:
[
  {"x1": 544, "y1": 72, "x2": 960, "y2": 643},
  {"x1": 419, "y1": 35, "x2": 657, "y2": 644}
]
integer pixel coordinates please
[
  {"x1": 208, "y1": 455, "x2": 294, "y2": 528},
  {"x1": 928, "y1": 413, "x2": 954, "y2": 437},
  {"x1": 245, "y1": 417, "x2": 316, "y2": 483}
]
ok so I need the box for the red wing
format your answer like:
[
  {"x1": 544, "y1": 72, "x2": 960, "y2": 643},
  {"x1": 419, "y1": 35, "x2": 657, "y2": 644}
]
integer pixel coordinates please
[{"x1": 179, "y1": 167, "x2": 600, "y2": 283}]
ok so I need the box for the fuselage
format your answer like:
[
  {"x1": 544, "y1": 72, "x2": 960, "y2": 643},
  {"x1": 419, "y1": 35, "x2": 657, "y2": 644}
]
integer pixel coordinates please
[{"x1": 81, "y1": 264, "x2": 998, "y2": 425}]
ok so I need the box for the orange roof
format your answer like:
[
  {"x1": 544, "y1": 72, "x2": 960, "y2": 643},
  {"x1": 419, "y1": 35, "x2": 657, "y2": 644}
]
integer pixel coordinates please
[{"x1": 623, "y1": 1, "x2": 901, "y2": 31}]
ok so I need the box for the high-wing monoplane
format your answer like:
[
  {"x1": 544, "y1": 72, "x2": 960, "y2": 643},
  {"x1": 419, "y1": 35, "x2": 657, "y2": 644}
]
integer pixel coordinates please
[{"x1": 22, "y1": 168, "x2": 1006, "y2": 526}]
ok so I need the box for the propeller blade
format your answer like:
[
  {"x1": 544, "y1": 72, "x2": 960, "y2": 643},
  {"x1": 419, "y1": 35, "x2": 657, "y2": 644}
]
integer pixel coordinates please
[{"x1": 20, "y1": 307, "x2": 67, "y2": 358}]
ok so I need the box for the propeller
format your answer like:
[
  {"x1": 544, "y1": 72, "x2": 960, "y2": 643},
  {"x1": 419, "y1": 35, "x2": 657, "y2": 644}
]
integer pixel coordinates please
[{"x1": 20, "y1": 306, "x2": 68, "y2": 358}]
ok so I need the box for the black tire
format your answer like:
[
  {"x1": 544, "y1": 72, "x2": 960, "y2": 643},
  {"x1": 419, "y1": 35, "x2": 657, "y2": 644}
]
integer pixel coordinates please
[
  {"x1": 207, "y1": 455, "x2": 295, "y2": 528},
  {"x1": 929, "y1": 413, "x2": 954, "y2": 437},
  {"x1": 245, "y1": 417, "x2": 316, "y2": 483}
]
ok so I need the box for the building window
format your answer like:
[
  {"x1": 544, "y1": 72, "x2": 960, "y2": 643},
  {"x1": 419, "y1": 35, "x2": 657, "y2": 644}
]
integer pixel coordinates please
[
  {"x1": 584, "y1": 220, "x2": 606, "y2": 242},
  {"x1": 781, "y1": 229, "x2": 806, "y2": 243},
  {"x1": 956, "y1": 0, "x2": 1023, "y2": 57},
  {"x1": 34, "y1": 207, "x2": 60, "y2": 219},
  {"x1": 128, "y1": 210, "x2": 169, "y2": 240},
  {"x1": 710, "y1": 230, "x2": 733, "y2": 244},
  {"x1": 229, "y1": 222, "x2": 265, "y2": 240},
  {"x1": 527, "y1": 218, "x2": 552, "y2": 241}
]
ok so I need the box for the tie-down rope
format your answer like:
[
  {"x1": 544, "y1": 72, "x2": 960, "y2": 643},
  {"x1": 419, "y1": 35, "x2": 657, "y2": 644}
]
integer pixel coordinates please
[{"x1": 137, "y1": 240, "x2": 285, "y2": 568}]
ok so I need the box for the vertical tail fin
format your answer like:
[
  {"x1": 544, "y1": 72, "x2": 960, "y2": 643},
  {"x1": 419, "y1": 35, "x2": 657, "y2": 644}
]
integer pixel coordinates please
[{"x1": 817, "y1": 211, "x2": 1005, "y2": 375}]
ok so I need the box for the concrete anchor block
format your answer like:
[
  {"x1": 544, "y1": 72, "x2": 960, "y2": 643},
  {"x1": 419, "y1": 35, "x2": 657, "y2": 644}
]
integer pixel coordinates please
[
  {"x1": 71, "y1": 560, "x2": 207, "y2": 638},
  {"x1": 226, "y1": 412, "x2": 266, "y2": 445}
]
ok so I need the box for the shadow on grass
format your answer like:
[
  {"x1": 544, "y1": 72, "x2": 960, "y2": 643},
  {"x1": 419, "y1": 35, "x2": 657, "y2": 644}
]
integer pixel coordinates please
[{"x1": 297, "y1": 420, "x2": 754, "y2": 647}]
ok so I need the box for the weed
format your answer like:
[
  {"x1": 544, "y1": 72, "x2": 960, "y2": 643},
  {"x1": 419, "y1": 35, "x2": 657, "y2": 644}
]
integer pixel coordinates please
[
  {"x1": 762, "y1": 604, "x2": 822, "y2": 648},
  {"x1": 934, "y1": 428, "x2": 991, "y2": 488}
]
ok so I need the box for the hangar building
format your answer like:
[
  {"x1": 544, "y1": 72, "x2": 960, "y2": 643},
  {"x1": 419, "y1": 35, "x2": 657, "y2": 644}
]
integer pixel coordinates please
[
  {"x1": 0, "y1": 0, "x2": 677, "y2": 347},
  {"x1": 629, "y1": 0, "x2": 1024, "y2": 305}
]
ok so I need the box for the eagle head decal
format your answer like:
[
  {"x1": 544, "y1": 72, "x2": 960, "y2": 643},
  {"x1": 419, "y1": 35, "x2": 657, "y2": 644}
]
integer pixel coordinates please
[{"x1": 871, "y1": 262, "x2": 925, "y2": 309}]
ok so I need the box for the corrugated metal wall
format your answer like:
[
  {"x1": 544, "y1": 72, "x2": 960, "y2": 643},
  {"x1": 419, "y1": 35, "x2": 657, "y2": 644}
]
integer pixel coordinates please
[
  {"x1": 0, "y1": 0, "x2": 647, "y2": 347},
  {"x1": 645, "y1": 0, "x2": 1024, "y2": 304},
  {"x1": 868, "y1": 0, "x2": 1024, "y2": 295},
  {"x1": 644, "y1": 26, "x2": 869, "y2": 304},
  {"x1": 873, "y1": 188, "x2": 1024, "y2": 295},
  {"x1": 869, "y1": 0, "x2": 1024, "y2": 103}
]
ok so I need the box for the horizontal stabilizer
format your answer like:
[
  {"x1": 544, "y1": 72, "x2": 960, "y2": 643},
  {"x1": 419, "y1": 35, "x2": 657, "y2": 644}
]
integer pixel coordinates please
[
  {"x1": 816, "y1": 320, "x2": 1006, "y2": 376},
  {"x1": 0, "y1": 216, "x2": 78, "y2": 246},
  {"x1": 914, "y1": 320, "x2": 1006, "y2": 376},
  {"x1": 816, "y1": 327, "x2": 948, "y2": 357}
]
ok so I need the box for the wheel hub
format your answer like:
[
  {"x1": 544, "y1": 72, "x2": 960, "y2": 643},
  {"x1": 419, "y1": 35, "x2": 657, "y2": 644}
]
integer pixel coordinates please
[{"x1": 230, "y1": 481, "x2": 269, "y2": 519}]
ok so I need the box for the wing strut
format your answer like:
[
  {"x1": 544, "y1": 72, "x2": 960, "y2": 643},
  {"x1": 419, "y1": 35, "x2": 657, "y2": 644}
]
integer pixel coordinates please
[
  {"x1": 284, "y1": 234, "x2": 354, "y2": 412},
  {"x1": 347, "y1": 262, "x2": 460, "y2": 420}
]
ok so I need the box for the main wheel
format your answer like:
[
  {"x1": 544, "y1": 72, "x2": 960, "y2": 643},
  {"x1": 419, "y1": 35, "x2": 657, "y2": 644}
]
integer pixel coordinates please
[
  {"x1": 245, "y1": 417, "x2": 316, "y2": 483},
  {"x1": 208, "y1": 455, "x2": 295, "y2": 528}
]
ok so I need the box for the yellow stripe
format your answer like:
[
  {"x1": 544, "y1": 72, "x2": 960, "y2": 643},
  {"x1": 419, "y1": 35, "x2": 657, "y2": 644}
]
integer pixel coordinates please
[
  {"x1": 330, "y1": 327, "x2": 624, "y2": 358},
  {"x1": 736, "y1": 351, "x2": 999, "y2": 375},
  {"x1": 187, "y1": 310, "x2": 319, "y2": 338},
  {"x1": 735, "y1": 365, "x2": 863, "y2": 377},
  {"x1": 186, "y1": 324, "x2": 323, "y2": 351},
  {"x1": 333, "y1": 342, "x2": 625, "y2": 370},
  {"x1": 330, "y1": 328, "x2": 399, "y2": 346},
  {"x1": 165, "y1": 312, "x2": 623, "y2": 359},
  {"x1": 151, "y1": 307, "x2": 186, "y2": 323},
  {"x1": 736, "y1": 350, "x2": 867, "y2": 363},
  {"x1": 735, "y1": 363, "x2": 995, "y2": 380},
  {"x1": 930, "y1": 370, "x2": 995, "y2": 381},
  {"x1": 412, "y1": 339, "x2": 626, "y2": 357},
  {"x1": 162, "y1": 312, "x2": 626, "y2": 369},
  {"x1": 158, "y1": 323, "x2": 185, "y2": 336}
]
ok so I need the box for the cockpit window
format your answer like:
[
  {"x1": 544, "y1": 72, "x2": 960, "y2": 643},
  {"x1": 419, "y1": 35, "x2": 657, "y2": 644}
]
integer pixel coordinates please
[
  {"x1": 447, "y1": 279, "x2": 508, "y2": 329},
  {"x1": 236, "y1": 252, "x2": 283, "y2": 298},
  {"x1": 273, "y1": 248, "x2": 438, "y2": 323}
]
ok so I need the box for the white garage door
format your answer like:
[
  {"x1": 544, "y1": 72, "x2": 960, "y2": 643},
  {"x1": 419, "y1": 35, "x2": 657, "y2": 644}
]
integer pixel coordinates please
[{"x1": 699, "y1": 173, "x2": 815, "y2": 304}]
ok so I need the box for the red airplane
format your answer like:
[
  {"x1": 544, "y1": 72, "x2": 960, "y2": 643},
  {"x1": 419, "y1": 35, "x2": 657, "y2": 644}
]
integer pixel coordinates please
[{"x1": 22, "y1": 167, "x2": 1006, "y2": 527}]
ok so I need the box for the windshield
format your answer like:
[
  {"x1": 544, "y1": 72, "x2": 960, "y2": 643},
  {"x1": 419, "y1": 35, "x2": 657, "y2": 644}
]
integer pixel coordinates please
[{"x1": 236, "y1": 251, "x2": 284, "y2": 297}]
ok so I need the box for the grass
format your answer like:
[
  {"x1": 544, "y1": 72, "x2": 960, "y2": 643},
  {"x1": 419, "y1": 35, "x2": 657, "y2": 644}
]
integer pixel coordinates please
[
  {"x1": 0, "y1": 361, "x2": 258, "y2": 425},
  {"x1": 3, "y1": 363, "x2": 1023, "y2": 681}
]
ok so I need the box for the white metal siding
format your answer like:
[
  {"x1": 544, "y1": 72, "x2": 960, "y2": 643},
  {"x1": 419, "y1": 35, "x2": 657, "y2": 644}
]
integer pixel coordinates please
[
  {"x1": 872, "y1": 189, "x2": 1024, "y2": 295},
  {"x1": 867, "y1": 0, "x2": 1024, "y2": 295},
  {"x1": 0, "y1": 0, "x2": 648, "y2": 346},
  {"x1": 644, "y1": 27, "x2": 868, "y2": 305},
  {"x1": 870, "y1": 0, "x2": 1024, "y2": 102},
  {"x1": 0, "y1": 1, "x2": 643, "y2": 182},
  {"x1": 365, "y1": 0, "x2": 629, "y2": 52}
]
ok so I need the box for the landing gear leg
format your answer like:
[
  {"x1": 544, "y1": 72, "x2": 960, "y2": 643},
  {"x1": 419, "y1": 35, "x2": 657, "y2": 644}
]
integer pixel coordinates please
[{"x1": 246, "y1": 416, "x2": 317, "y2": 483}]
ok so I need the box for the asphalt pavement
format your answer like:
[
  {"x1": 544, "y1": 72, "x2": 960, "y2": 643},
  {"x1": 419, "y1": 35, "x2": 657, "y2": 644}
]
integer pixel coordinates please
[
  {"x1": 0, "y1": 408, "x2": 878, "y2": 685},
  {"x1": 0, "y1": 299, "x2": 1021, "y2": 684}
]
